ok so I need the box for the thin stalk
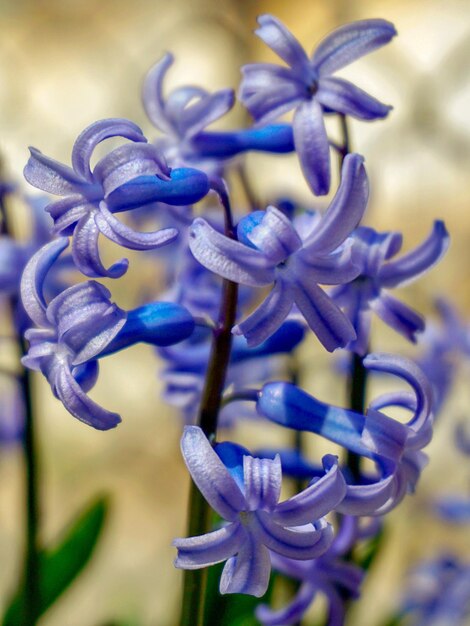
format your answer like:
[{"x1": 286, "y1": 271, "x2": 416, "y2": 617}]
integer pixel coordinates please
[
  {"x1": 179, "y1": 182, "x2": 238, "y2": 626},
  {"x1": 1, "y1": 186, "x2": 41, "y2": 625}
]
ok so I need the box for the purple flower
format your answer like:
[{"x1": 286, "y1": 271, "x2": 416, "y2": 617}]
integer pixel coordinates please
[
  {"x1": 20, "y1": 238, "x2": 195, "y2": 429},
  {"x1": 256, "y1": 517, "x2": 364, "y2": 625},
  {"x1": 256, "y1": 353, "x2": 434, "y2": 515},
  {"x1": 173, "y1": 426, "x2": 346, "y2": 596},
  {"x1": 143, "y1": 53, "x2": 295, "y2": 171},
  {"x1": 239, "y1": 15, "x2": 396, "y2": 194},
  {"x1": 24, "y1": 119, "x2": 209, "y2": 278},
  {"x1": 331, "y1": 223, "x2": 449, "y2": 355},
  {"x1": 189, "y1": 153, "x2": 368, "y2": 350}
]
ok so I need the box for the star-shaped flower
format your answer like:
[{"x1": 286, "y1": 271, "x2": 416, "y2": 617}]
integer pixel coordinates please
[
  {"x1": 173, "y1": 426, "x2": 346, "y2": 597},
  {"x1": 239, "y1": 15, "x2": 396, "y2": 194},
  {"x1": 188, "y1": 153, "x2": 368, "y2": 350}
]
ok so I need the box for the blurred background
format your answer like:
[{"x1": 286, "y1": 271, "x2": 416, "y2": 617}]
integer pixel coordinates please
[{"x1": 0, "y1": 0, "x2": 470, "y2": 624}]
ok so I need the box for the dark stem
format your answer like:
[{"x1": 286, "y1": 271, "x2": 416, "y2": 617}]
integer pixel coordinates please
[
  {"x1": 346, "y1": 352, "x2": 368, "y2": 483},
  {"x1": 179, "y1": 182, "x2": 238, "y2": 626},
  {"x1": 1, "y1": 186, "x2": 41, "y2": 625}
]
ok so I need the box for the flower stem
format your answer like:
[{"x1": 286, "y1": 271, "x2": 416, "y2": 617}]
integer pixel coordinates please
[
  {"x1": 0, "y1": 184, "x2": 41, "y2": 625},
  {"x1": 347, "y1": 352, "x2": 368, "y2": 482},
  {"x1": 179, "y1": 182, "x2": 238, "y2": 626}
]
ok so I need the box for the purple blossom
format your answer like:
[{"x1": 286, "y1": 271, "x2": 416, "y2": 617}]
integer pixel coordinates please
[
  {"x1": 24, "y1": 119, "x2": 209, "y2": 278},
  {"x1": 20, "y1": 238, "x2": 195, "y2": 429},
  {"x1": 143, "y1": 53, "x2": 295, "y2": 172},
  {"x1": 256, "y1": 353, "x2": 434, "y2": 515},
  {"x1": 189, "y1": 153, "x2": 368, "y2": 350},
  {"x1": 256, "y1": 517, "x2": 364, "y2": 625},
  {"x1": 173, "y1": 426, "x2": 346, "y2": 596},
  {"x1": 331, "y1": 223, "x2": 449, "y2": 355},
  {"x1": 239, "y1": 15, "x2": 396, "y2": 194}
]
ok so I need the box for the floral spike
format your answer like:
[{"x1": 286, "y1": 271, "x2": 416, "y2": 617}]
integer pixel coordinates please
[
  {"x1": 189, "y1": 153, "x2": 368, "y2": 350},
  {"x1": 239, "y1": 15, "x2": 396, "y2": 194},
  {"x1": 21, "y1": 240, "x2": 195, "y2": 429},
  {"x1": 173, "y1": 426, "x2": 346, "y2": 597},
  {"x1": 24, "y1": 119, "x2": 210, "y2": 278}
]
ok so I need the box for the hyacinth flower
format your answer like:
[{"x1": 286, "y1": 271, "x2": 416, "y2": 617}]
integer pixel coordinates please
[
  {"x1": 142, "y1": 53, "x2": 295, "y2": 172},
  {"x1": 256, "y1": 353, "x2": 434, "y2": 515},
  {"x1": 173, "y1": 426, "x2": 346, "y2": 596},
  {"x1": 189, "y1": 153, "x2": 368, "y2": 350},
  {"x1": 24, "y1": 118, "x2": 210, "y2": 278},
  {"x1": 331, "y1": 223, "x2": 449, "y2": 355},
  {"x1": 256, "y1": 516, "x2": 364, "y2": 625},
  {"x1": 20, "y1": 238, "x2": 195, "y2": 429},
  {"x1": 400, "y1": 555, "x2": 470, "y2": 626},
  {"x1": 239, "y1": 15, "x2": 396, "y2": 194}
]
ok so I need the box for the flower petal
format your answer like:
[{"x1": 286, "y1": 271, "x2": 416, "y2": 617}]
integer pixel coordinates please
[
  {"x1": 179, "y1": 89, "x2": 235, "y2": 138},
  {"x1": 54, "y1": 364, "x2": 121, "y2": 430},
  {"x1": 71, "y1": 118, "x2": 146, "y2": 182},
  {"x1": 46, "y1": 195, "x2": 95, "y2": 235},
  {"x1": 95, "y1": 201, "x2": 178, "y2": 250},
  {"x1": 254, "y1": 512, "x2": 333, "y2": 560},
  {"x1": 255, "y1": 14, "x2": 311, "y2": 74},
  {"x1": 312, "y1": 19, "x2": 397, "y2": 76},
  {"x1": 24, "y1": 148, "x2": 87, "y2": 196},
  {"x1": 180, "y1": 426, "x2": 246, "y2": 521},
  {"x1": 371, "y1": 293, "x2": 424, "y2": 343},
  {"x1": 234, "y1": 279, "x2": 294, "y2": 347},
  {"x1": 173, "y1": 522, "x2": 245, "y2": 569},
  {"x1": 20, "y1": 237, "x2": 69, "y2": 327},
  {"x1": 273, "y1": 455, "x2": 346, "y2": 526},
  {"x1": 188, "y1": 217, "x2": 274, "y2": 287},
  {"x1": 142, "y1": 52, "x2": 176, "y2": 134},
  {"x1": 72, "y1": 213, "x2": 129, "y2": 279},
  {"x1": 318, "y1": 77, "x2": 392, "y2": 119},
  {"x1": 292, "y1": 278, "x2": 356, "y2": 352},
  {"x1": 302, "y1": 153, "x2": 368, "y2": 254},
  {"x1": 256, "y1": 582, "x2": 316, "y2": 626},
  {"x1": 336, "y1": 474, "x2": 395, "y2": 516},
  {"x1": 293, "y1": 99, "x2": 330, "y2": 195},
  {"x1": 220, "y1": 535, "x2": 271, "y2": 597},
  {"x1": 378, "y1": 221, "x2": 449, "y2": 288},
  {"x1": 243, "y1": 455, "x2": 282, "y2": 511}
]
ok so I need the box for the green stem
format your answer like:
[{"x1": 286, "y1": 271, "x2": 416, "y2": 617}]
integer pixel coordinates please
[
  {"x1": 179, "y1": 184, "x2": 238, "y2": 626},
  {"x1": 0, "y1": 186, "x2": 41, "y2": 625}
]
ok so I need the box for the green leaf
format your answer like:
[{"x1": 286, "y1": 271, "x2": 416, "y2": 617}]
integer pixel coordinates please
[{"x1": 3, "y1": 494, "x2": 109, "y2": 625}]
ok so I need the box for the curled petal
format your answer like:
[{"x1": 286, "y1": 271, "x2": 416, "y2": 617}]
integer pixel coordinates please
[
  {"x1": 273, "y1": 455, "x2": 346, "y2": 526},
  {"x1": 21, "y1": 237, "x2": 69, "y2": 327},
  {"x1": 378, "y1": 221, "x2": 449, "y2": 288},
  {"x1": 72, "y1": 213, "x2": 128, "y2": 279},
  {"x1": 142, "y1": 52, "x2": 176, "y2": 134},
  {"x1": 243, "y1": 455, "x2": 282, "y2": 511},
  {"x1": 293, "y1": 99, "x2": 330, "y2": 195},
  {"x1": 254, "y1": 512, "x2": 333, "y2": 560},
  {"x1": 317, "y1": 77, "x2": 392, "y2": 119},
  {"x1": 188, "y1": 218, "x2": 274, "y2": 287},
  {"x1": 234, "y1": 279, "x2": 294, "y2": 347},
  {"x1": 54, "y1": 365, "x2": 121, "y2": 430},
  {"x1": 173, "y1": 522, "x2": 245, "y2": 569},
  {"x1": 364, "y1": 354, "x2": 433, "y2": 442},
  {"x1": 256, "y1": 583, "x2": 316, "y2": 626},
  {"x1": 312, "y1": 19, "x2": 397, "y2": 76},
  {"x1": 336, "y1": 474, "x2": 395, "y2": 516},
  {"x1": 95, "y1": 201, "x2": 178, "y2": 250},
  {"x1": 94, "y1": 143, "x2": 170, "y2": 198},
  {"x1": 24, "y1": 148, "x2": 87, "y2": 196},
  {"x1": 180, "y1": 426, "x2": 246, "y2": 520},
  {"x1": 220, "y1": 536, "x2": 271, "y2": 597},
  {"x1": 297, "y1": 242, "x2": 360, "y2": 285},
  {"x1": 46, "y1": 195, "x2": 96, "y2": 235},
  {"x1": 73, "y1": 360, "x2": 99, "y2": 393},
  {"x1": 71, "y1": 118, "x2": 146, "y2": 182},
  {"x1": 292, "y1": 278, "x2": 356, "y2": 352},
  {"x1": 255, "y1": 14, "x2": 311, "y2": 74},
  {"x1": 303, "y1": 153, "x2": 368, "y2": 254}
]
